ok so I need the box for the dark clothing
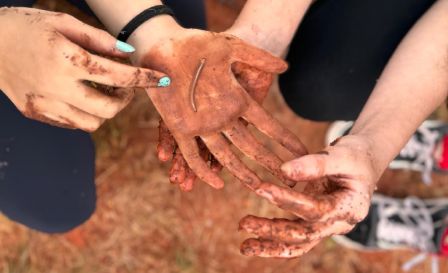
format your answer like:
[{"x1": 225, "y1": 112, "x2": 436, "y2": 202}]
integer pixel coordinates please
[
  {"x1": 0, "y1": 92, "x2": 96, "y2": 233},
  {"x1": 280, "y1": 0, "x2": 436, "y2": 121},
  {"x1": 1, "y1": 0, "x2": 33, "y2": 6}
]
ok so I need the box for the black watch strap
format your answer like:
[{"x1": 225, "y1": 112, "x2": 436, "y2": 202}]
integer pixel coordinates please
[{"x1": 117, "y1": 5, "x2": 175, "y2": 42}]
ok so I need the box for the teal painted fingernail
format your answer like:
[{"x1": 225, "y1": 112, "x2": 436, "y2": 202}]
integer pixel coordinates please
[
  {"x1": 115, "y1": 40, "x2": 135, "y2": 53},
  {"x1": 158, "y1": 76, "x2": 171, "y2": 87}
]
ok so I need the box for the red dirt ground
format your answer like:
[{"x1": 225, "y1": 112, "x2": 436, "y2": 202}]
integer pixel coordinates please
[{"x1": 0, "y1": 1, "x2": 447, "y2": 273}]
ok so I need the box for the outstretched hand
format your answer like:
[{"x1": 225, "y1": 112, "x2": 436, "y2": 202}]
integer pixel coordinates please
[
  {"x1": 157, "y1": 62, "x2": 278, "y2": 191},
  {"x1": 239, "y1": 135, "x2": 379, "y2": 257},
  {"x1": 136, "y1": 29, "x2": 307, "y2": 191}
]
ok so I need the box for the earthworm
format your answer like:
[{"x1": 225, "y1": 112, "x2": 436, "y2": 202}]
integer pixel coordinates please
[{"x1": 189, "y1": 58, "x2": 206, "y2": 112}]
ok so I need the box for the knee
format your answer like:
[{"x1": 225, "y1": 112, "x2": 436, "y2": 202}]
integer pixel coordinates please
[
  {"x1": 0, "y1": 190, "x2": 96, "y2": 234},
  {"x1": 278, "y1": 70, "x2": 371, "y2": 121}
]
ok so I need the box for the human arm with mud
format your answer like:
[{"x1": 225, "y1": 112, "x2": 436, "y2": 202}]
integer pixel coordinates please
[
  {"x1": 85, "y1": 0, "x2": 309, "y2": 190},
  {"x1": 239, "y1": 0, "x2": 448, "y2": 257},
  {"x1": 132, "y1": 0, "x2": 315, "y2": 189},
  {"x1": 0, "y1": 7, "x2": 167, "y2": 132},
  {"x1": 85, "y1": 0, "x2": 314, "y2": 56}
]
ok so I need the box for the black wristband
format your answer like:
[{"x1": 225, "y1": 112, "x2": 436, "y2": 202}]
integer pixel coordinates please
[{"x1": 117, "y1": 5, "x2": 175, "y2": 42}]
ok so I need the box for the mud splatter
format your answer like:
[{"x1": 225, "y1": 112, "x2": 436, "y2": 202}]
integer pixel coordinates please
[
  {"x1": 70, "y1": 51, "x2": 108, "y2": 75},
  {"x1": 23, "y1": 94, "x2": 76, "y2": 129}
]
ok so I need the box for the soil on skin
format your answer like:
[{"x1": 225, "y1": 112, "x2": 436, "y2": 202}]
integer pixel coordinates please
[{"x1": 0, "y1": 1, "x2": 447, "y2": 273}]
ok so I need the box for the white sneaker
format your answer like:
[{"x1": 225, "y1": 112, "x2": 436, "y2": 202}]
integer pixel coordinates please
[
  {"x1": 333, "y1": 194, "x2": 448, "y2": 273},
  {"x1": 326, "y1": 120, "x2": 448, "y2": 184}
]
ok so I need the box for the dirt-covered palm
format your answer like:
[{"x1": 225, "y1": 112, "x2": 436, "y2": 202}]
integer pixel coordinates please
[
  {"x1": 157, "y1": 62, "x2": 278, "y2": 191},
  {"x1": 137, "y1": 29, "x2": 307, "y2": 191},
  {"x1": 239, "y1": 135, "x2": 378, "y2": 257}
]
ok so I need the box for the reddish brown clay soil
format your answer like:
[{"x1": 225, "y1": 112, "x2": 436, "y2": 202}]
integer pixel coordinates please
[{"x1": 0, "y1": 1, "x2": 447, "y2": 273}]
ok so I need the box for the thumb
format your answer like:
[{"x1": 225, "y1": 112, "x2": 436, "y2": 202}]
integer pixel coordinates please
[
  {"x1": 51, "y1": 14, "x2": 134, "y2": 58},
  {"x1": 281, "y1": 153, "x2": 331, "y2": 181},
  {"x1": 226, "y1": 34, "x2": 288, "y2": 74}
]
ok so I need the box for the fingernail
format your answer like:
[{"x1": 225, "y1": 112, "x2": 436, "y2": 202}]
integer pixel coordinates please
[
  {"x1": 157, "y1": 76, "x2": 171, "y2": 87},
  {"x1": 115, "y1": 40, "x2": 135, "y2": 53}
]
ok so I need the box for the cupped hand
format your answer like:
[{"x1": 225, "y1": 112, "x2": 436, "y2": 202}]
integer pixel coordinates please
[
  {"x1": 239, "y1": 135, "x2": 379, "y2": 257},
  {"x1": 136, "y1": 28, "x2": 307, "y2": 190},
  {"x1": 0, "y1": 8, "x2": 166, "y2": 131},
  {"x1": 157, "y1": 62, "x2": 276, "y2": 191}
]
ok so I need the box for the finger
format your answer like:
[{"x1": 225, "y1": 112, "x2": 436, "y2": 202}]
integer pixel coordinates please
[
  {"x1": 169, "y1": 150, "x2": 198, "y2": 191},
  {"x1": 239, "y1": 216, "x2": 312, "y2": 242},
  {"x1": 157, "y1": 119, "x2": 176, "y2": 162},
  {"x1": 22, "y1": 109, "x2": 76, "y2": 130},
  {"x1": 223, "y1": 121, "x2": 296, "y2": 187},
  {"x1": 240, "y1": 238, "x2": 319, "y2": 258},
  {"x1": 282, "y1": 145, "x2": 376, "y2": 205},
  {"x1": 169, "y1": 150, "x2": 187, "y2": 184},
  {"x1": 281, "y1": 153, "x2": 333, "y2": 182},
  {"x1": 49, "y1": 13, "x2": 131, "y2": 58},
  {"x1": 232, "y1": 62, "x2": 272, "y2": 104},
  {"x1": 226, "y1": 35, "x2": 288, "y2": 73},
  {"x1": 67, "y1": 48, "x2": 166, "y2": 88},
  {"x1": 58, "y1": 83, "x2": 133, "y2": 119},
  {"x1": 25, "y1": 96, "x2": 104, "y2": 132},
  {"x1": 63, "y1": 105, "x2": 106, "y2": 132},
  {"x1": 201, "y1": 133, "x2": 263, "y2": 190},
  {"x1": 174, "y1": 149, "x2": 219, "y2": 191},
  {"x1": 239, "y1": 215, "x2": 353, "y2": 243},
  {"x1": 172, "y1": 139, "x2": 208, "y2": 188},
  {"x1": 254, "y1": 182, "x2": 334, "y2": 221},
  {"x1": 178, "y1": 139, "x2": 210, "y2": 190},
  {"x1": 175, "y1": 137, "x2": 224, "y2": 189},
  {"x1": 179, "y1": 169, "x2": 196, "y2": 192},
  {"x1": 243, "y1": 101, "x2": 308, "y2": 157}
]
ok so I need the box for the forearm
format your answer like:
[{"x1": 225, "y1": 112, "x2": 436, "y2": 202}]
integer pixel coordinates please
[
  {"x1": 351, "y1": 0, "x2": 448, "y2": 174},
  {"x1": 86, "y1": 0, "x2": 311, "y2": 58},
  {"x1": 86, "y1": 0, "x2": 159, "y2": 35},
  {"x1": 85, "y1": 0, "x2": 181, "y2": 61},
  {"x1": 229, "y1": 0, "x2": 313, "y2": 56},
  {"x1": 86, "y1": 0, "x2": 180, "y2": 43}
]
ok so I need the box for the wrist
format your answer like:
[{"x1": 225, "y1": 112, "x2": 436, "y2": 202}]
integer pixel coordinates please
[
  {"x1": 346, "y1": 131, "x2": 395, "y2": 178},
  {"x1": 86, "y1": 0, "x2": 165, "y2": 36},
  {"x1": 127, "y1": 15, "x2": 183, "y2": 64},
  {"x1": 225, "y1": 25, "x2": 286, "y2": 57},
  {"x1": 329, "y1": 134, "x2": 385, "y2": 183}
]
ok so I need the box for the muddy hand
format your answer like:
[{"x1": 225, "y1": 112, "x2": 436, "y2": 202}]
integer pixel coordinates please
[
  {"x1": 239, "y1": 135, "x2": 379, "y2": 258},
  {"x1": 157, "y1": 62, "x2": 281, "y2": 191},
  {"x1": 137, "y1": 29, "x2": 307, "y2": 190},
  {"x1": 0, "y1": 8, "x2": 167, "y2": 132}
]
